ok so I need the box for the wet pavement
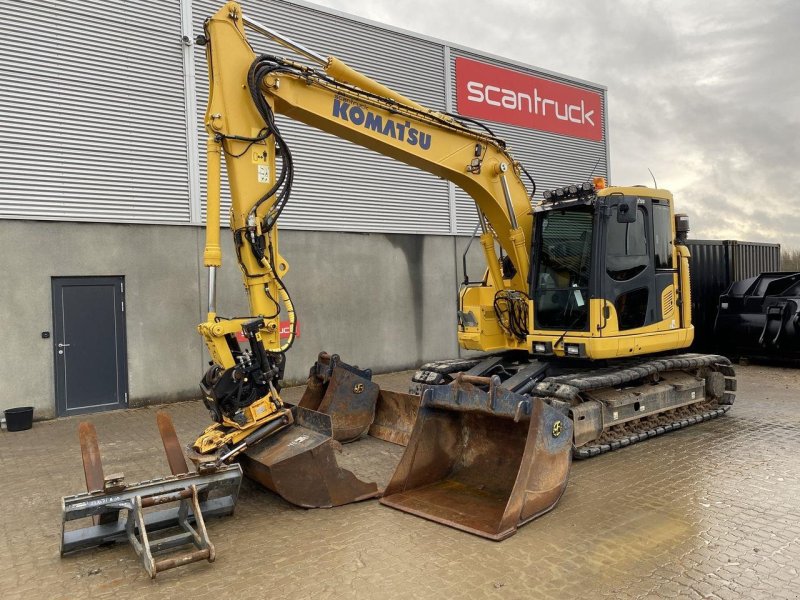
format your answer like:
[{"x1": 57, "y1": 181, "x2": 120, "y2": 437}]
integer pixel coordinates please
[{"x1": 0, "y1": 364, "x2": 798, "y2": 599}]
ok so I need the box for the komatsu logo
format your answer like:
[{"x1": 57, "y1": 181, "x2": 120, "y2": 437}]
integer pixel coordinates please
[{"x1": 332, "y1": 98, "x2": 432, "y2": 150}]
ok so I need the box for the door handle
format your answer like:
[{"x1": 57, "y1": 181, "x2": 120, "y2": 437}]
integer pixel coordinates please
[{"x1": 58, "y1": 343, "x2": 71, "y2": 348}]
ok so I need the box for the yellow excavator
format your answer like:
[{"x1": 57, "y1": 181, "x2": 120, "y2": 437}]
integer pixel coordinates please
[{"x1": 189, "y1": 2, "x2": 736, "y2": 540}]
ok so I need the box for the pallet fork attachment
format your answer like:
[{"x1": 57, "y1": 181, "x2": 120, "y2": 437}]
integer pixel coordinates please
[{"x1": 60, "y1": 413, "x2": 242, "y2": 578}]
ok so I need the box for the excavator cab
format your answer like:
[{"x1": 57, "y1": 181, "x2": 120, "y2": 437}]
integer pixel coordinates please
[{"x1": 526, "y1": 184, "x2": 693, "y2": 360}]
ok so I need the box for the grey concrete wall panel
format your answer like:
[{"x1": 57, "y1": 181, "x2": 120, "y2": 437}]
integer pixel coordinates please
[
  {"x1": 0, "y1": 220, "x2": 465, "y2": 415},
  {"x1": 192, "y1": 0, "x2": 452, "y2": 234},
  {"x1": 0, "y1": 2, "x2": 191, "y2": 224},
  {"x1": 448, "y1": 49, "x2": 609, "y2": 234},
  {"x1": 210, "y1": 228, "x2": 461, "y2": 380},
  {"x1": 0, "y1": 221, "x2": 202, "y2": 419}
]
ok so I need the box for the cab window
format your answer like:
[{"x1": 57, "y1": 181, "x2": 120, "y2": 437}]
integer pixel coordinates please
[
  {"x1": 653, "y1": 203, "x2": 673, "y2": 269},
  {"x1": 606, "y1": 206, "x2": 648, "y2": 281}
]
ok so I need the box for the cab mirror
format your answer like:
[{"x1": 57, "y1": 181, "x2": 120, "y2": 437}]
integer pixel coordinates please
[{"x1": 617, "y1": 197, "x2": 638, "y2": 223}]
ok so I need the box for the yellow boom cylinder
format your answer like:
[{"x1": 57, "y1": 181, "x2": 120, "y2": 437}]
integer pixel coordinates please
[
  {"x1": 203, "y1": 136, "x2": 223, "y2": 268},
  {"x1": 325, "y1": 56, "x2": 426, "y2": 112}
]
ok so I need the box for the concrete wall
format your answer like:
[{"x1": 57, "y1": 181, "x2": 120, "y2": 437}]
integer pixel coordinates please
[{"x1": 0, "y1": 219, "x2": 484, "y2": 418}]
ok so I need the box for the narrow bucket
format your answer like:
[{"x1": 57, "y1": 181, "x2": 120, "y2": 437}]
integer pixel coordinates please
[
  {"x1": 239, "y1": 405, "x2": 381, "y2": 508},
  {"x1": 381, "y1": 376, "x2": 572, "y2": 540},
  {"x1": 4, "y1": 406, "x2": 34, "y2": 432},
  {"x1": 298, "y1": 352, "x2": 380, "y2": 443}
]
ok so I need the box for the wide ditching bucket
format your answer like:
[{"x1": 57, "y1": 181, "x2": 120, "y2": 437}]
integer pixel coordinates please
[{"x1": 381, "y1": 374, "x2": 572, "y2": 541}]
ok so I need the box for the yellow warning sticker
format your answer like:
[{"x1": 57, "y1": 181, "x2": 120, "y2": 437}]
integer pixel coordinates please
[{"x1": 252, "y1": 149, "x2": 269, "y2": 164}]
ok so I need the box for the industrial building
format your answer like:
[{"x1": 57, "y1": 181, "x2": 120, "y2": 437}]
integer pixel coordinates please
[{"x1": 0, "y1": 0, "x2": 608, "y2": 419}]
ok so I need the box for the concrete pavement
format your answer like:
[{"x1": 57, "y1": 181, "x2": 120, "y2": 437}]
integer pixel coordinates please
[{"x1": 1, "y1": 364, "x2": 798, "y2": 599}]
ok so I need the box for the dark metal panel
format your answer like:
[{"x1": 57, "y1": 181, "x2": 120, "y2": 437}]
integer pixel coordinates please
[
  {"x1": 686, "y1": 239, "x2": 781, "y2": 351},
  {"x1": 687, "y1": 241, "x2": 731, "y2": 351},
  {"x1": 52, "y1": 277, "x2": 128, "y2": 417}
]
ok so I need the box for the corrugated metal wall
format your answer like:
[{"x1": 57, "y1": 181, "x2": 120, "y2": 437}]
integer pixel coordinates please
[
  {"x1": 0, "y1": 0, "x2": 607, "y2": 235},
  {"x1": 192, "y1": 0, "x2": 452, "y2": 234},
  {"x1": 727, "y1": 241, "x2": 782, "y2": 281},
  {"x1": 0, "y1": 1, "x2": 191, "y2": 223}
]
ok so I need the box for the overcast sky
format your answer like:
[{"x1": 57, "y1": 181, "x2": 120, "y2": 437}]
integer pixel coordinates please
[{"x1": 309, "y1": 0, "x2": 800, "y2": 248}]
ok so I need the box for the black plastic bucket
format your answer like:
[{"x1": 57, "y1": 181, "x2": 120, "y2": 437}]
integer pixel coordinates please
[{"x1": 4, "y1": 407, "x2": 34, "y2": 432}]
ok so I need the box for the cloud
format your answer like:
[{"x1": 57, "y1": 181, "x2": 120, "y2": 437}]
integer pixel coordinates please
[{"x1": 310, "y1": 0, "x2": 800, "y2": 248}]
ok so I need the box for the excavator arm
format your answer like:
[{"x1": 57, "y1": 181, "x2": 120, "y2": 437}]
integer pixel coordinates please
[
  {"x1": 189, "y1": 3, "x2": 573, "y2": 541},
  {"x1": 200, "y1": 2, "x2": 536, "y2": 339}
]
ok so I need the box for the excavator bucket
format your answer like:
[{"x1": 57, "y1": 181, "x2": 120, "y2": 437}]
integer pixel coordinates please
[
  {"x1": 369, "y1": 389, "x2": 421, "y2": 446},
  {"x1": 381, "y1": 375, "x2": 573, "y2": 541},
  {"x1": 298, "y1": 352, "x2": 380, "y2": 443},
  {"x1": 238, "y1": 405, "x2": 382, "y2": 507}
]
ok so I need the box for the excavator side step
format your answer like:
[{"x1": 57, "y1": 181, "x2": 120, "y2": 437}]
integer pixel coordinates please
[{"x1": 61, "y1": 415, "x2": 242, "y2": 578}]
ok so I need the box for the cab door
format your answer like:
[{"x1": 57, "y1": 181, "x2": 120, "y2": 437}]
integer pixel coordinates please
[
  {"x1": 600, "y1": 196, "x2": 660, "y2": 335},
  {"x1": 651, "y1": 200, "x2": 679, "y2": 330}
]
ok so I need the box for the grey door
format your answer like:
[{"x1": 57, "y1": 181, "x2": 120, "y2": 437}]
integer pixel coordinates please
[{"x1": 52, "y1": 277, "x2": 128, "y2": 417}]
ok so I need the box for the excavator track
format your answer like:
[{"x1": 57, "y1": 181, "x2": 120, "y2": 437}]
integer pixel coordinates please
[
  {"x1": 572, "y1": 404, "x2": 730, "y2": 459},
  {"x1": 409, "y1": 357, "x2": 485, "y2": 394},
  {"x1": 540, "y1": 353, "x2": 735, "y2": 459}
]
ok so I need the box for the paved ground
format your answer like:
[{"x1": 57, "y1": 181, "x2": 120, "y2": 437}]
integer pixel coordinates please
[{"x1": 1, "y1": 364, "x2": 798, "y2": 599}]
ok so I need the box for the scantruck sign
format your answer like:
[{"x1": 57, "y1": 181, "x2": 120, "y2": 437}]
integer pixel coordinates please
[{"x1": 456, "y1": 57, "x2": 603, "y2": 142}]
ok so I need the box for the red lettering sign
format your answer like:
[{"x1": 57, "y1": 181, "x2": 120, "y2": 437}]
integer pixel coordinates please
[
  {"x1": 455, "y1": 57, "x2": 603, "y2": 142},
  {"x1": 279, "y1": 319, "x2": 298, "y2": 340},
  {"x1": 234, "y1": 320, "x2": 299, "y2": 343}
]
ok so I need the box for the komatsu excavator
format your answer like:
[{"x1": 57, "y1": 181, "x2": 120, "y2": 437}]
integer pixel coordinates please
[{"x1": 189, "y1": 2, "x2": 736, "y2": 540}]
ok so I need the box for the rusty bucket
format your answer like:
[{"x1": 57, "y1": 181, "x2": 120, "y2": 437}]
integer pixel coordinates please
[
  {"x1": 381, "y1": 375, "x2": 572, "y2": 540},
  {"x1": 239, "y1": 405, "x2": 381, "y2": 507},
  {"x1": 227, "y1": 354, "x2": 421, "y2": 509},
  {"x1": 298, "y1": 352, "x2": 380, "y2": 443},
  {"x1": 369, "y1": 389, "x2": 421, "y2": 446}
]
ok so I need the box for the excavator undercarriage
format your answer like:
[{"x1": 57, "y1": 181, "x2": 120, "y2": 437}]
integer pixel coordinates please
[{"x1": 412, "y1": 352, "x2": 736, "y2": 460}]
